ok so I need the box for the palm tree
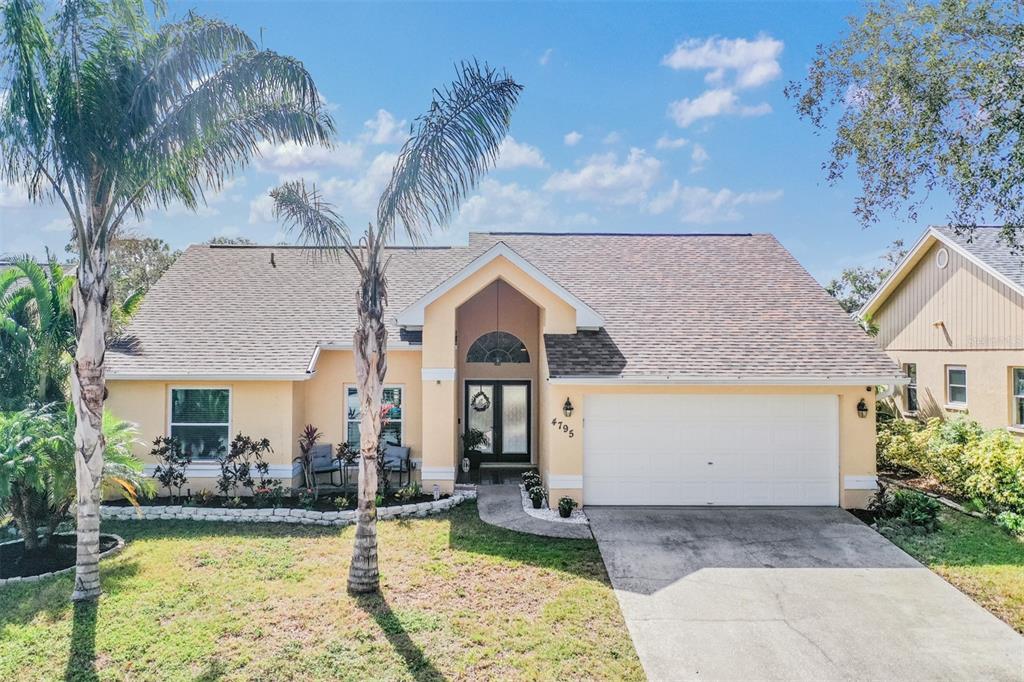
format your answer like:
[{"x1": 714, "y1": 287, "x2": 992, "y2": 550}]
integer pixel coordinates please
[
  {"x1": 0, "y1": 0, "x2": 332, "y2": 600},
  {"x1": 272, "y1": 61, "x2": 522, "y2": 593}
]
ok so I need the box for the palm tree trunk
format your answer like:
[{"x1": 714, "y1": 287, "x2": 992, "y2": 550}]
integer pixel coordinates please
[
  {"x1": 347, "y1": 264, "x2": 388, "y2": 594},
  {"x1": 69, "y1": 247, "x2": 110, "y2": 602}
]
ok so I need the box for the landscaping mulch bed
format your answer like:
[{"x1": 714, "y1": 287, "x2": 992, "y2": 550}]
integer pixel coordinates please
[{"x1": 0, "y1": 533, "x2": 119, "y2": 579}]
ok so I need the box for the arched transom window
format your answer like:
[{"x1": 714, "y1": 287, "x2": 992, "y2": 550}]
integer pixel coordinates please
[{"x1": 466, "y1": 331, "x2": 530, "y2": 364}]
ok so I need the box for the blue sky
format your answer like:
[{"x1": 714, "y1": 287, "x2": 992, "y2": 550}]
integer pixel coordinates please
[{"x1": 1, "y1": 1, "x2": 954, "y2": 283}]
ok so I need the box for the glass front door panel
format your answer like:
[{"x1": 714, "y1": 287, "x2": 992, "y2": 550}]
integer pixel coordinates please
[
  {"x1": 466, "y1": 384, "x2": 495, "y2": 453},
  {"x1": 501, "y1": 384, "x2": 528, "y2": 454}
]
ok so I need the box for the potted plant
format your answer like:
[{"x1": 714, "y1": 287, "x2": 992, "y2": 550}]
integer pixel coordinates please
[
  {"x1": 558, "y1": 496, "x2": 578, "y2": 518},
  {"x1": 528, "y1": 485, "x2": 546, "y2": 509},
  {"x1": 460, "y1": 428, "x2": 489, "y2": 471},
  {"x1": 522, "y1": 470, "x2": 541, "y2": 488}
]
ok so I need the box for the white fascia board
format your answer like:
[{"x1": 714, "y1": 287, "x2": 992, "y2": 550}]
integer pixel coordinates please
[
  {"x1": 548, "y1": 375, "x2": 910, "y2": 386},
  {"x1": 317, "y1": 341, "x2": 423, "y2": 351},
  {"x1": 861, "y1": 226, "x2": 1024, "y2": 317},
  {"x1": 107, "y1": 372, "x2": 314, "y2": 381},
  {"x1": 395, "y1": 242, "x2": 605, "y2": 329}
]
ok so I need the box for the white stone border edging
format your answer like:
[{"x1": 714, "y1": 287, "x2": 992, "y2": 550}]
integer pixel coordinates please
[
  {"x1": 97, "y1": 491, "x2": 477, "y2": 527},
  {"x1": 878, "y1": 476, "x2": 987, "y2": 519},
  {"x1": 0, "y1": 532, "x2": 126, "y2": 588},
  {"x1": 519, "y1": 485, "x2": 589, "y2": 525}
]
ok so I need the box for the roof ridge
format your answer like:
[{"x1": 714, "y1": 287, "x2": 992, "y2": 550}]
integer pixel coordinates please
[{"x1": 480, "y1": 231, "x2": 757, "y2": 237}]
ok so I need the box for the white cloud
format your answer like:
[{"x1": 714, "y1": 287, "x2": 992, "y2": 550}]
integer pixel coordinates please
[
  {"x1": 321, "y1": 152, "x2": 398, "y2": 214},
  {"x1": 563, "y1": 131, "x2": 583, "y2": 146},
  {"x1": 539, "y1": 48, "x2": 554, "y2": 66},
  {"x1": 362, "y1": 109, "x2": 407, "y2": 145},
  {"x1": 667, "y1": 88, "x2": 771, "y2": 128},
  {"x1": 255, "y1": 139, "x2": 363, "y2": 173},
  {"x1": 655, "y1": 135, "x2": 689, "y2": 150},
  {"x1": 690, "y1": 143, "x2": 709, "y2": 172},
  {"x1": 649, "y1": 180, "x2": 782, "y2": 223},
  {"x1": 662, "y1": 34, "x2": 784, "y2": 90},
  {"x1": 0, "y1": 181, "x2": 30, "y2": 208},
  {"x1": 602, "y1": 131, "x2": 622, "y2": 145},
  {"x1": 40, "y1": 217, "x2": 71, "y2": 233},
  {"x1": 450, "y1": 179, "x2": 598, "y2": 238},
  {"x1": 248, "y1": 191, "x2": 277, "y2": 225},
  {"x1": 496, "y1": 136, "x2": 547, "y2": 169},
  {"x1": 216, "y1": 225, "x2": 241, "y2": 239},
  {"x1": 544, "y1": 148, "x2": 661, "y2": 205}
]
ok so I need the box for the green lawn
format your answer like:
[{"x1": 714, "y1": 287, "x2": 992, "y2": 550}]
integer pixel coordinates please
[
  {"x1": 0, "y1": 503, "x2": 642, "y2": 681},
  {"x1": 883, "y1": 509, "x2": 1024, "y2": 633}
]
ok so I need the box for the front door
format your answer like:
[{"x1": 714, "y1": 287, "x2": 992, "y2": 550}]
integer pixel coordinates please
[{"x1": 464, "y1": 381, "x2": 530, "y2": 463}]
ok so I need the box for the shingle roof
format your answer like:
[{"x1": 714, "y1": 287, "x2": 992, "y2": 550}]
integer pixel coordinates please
[
  {"x1": 932, "y1": 226, "x2": 1024, "y2": 291},
  {"x1": 107, "y1": 232, "x2": 900, "y2": 382}
]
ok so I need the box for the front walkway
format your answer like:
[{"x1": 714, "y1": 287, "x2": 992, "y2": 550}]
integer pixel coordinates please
[
  {"x1": 476, "y1": 484, "x2": 592, "y2": 539},
  {"x1": 589, "y1": 506, "x2": 1024, "y2": 681}
]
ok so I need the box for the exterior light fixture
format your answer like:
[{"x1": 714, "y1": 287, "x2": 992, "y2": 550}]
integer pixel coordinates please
[
  {"x1": 563, "y1": 398, "x2": 574, "y2": 418},
  {"x1": 856, "y1": 399, "x2": 869, "y2": 419}
]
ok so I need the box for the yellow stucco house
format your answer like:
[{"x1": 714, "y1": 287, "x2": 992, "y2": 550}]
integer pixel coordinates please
[
  {"x1": 863, "y1": 225, "x2": 1024, "y2": 432},
  {"x1": 106, "y1": 232, "x2": 902, "y2": 509}
]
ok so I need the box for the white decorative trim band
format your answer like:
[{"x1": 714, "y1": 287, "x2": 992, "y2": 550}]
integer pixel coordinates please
[
  {"x1": 844, "y1": 475, "x2": 878, "y2": 490},
  {"x1": 421, "y1": 368, "x2": 456, "y2": 381},
  {"x1": 545, "y1": 474, "x2": 583, "y2": 489},
  {"x1": 143, "y1": 463, "x2": 300, "y2": 478},
  {"x1": 548, "y1": 375, "x2": 908, "y2": 386},
  {"x1": 420, "y1": 466, "x2": 456, "y2": 480}
]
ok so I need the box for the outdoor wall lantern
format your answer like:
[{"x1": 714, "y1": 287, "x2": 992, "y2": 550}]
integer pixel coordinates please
[
  {"x1": 856, "y1": 398, "x2": 869, "y2": 419},
  {"x1": 563, "y1": 398, "x2": 574, "y2": 418}
]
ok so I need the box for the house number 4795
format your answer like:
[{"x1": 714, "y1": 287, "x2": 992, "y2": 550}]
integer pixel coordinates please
[{"x1": 551, "y1": 418, "x2": 574, "y2": 438}]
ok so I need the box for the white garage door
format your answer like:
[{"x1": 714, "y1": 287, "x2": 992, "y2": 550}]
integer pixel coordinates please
[{"x1": 583, "y1": 394, "x2": 839, "y2": 506}]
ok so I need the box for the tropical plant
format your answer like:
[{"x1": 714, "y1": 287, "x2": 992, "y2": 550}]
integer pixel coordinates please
[
  {"x1": 0, "y1": 404, "x2": 152, "y2": 552},
  {"x1": 0, "y1": 256, "x2": 75, "y2": 405},
  {"x1": 150, "y1": 435, "x2": 190, "y2": 502},
  {"x1": 294, "y1": 424, "x2": 322, "y2": 500},
  {"x1": 786, "y1": 0, "x2": 1024, "y2": 246},
  {"x1": 870, "y1": 484, "x2": 940, "y2": 534},
  {"x1": 216, "y1": 433, "x2": 274, "y2": 499},
  {"x1": 0, "y1": 0, "x2": 332, "y2": 600},
  {"x1": 271, "y1": 60, "x2": 522, "y2": 593}
]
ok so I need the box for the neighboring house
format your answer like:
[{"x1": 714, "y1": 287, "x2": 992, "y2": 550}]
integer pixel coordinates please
[
  {"x1": 106, "y1": 232, "x2": 901, "y2": 509},
  {"x1": 862, "y1": 226, "x2": 1024, "y2": 431}
]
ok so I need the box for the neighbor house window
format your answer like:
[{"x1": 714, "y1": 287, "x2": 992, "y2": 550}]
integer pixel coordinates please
[
  {"x1": 346, "y1": 386, "x2": 403, "y2": 449},
  {"x1": 1013, "y1": 369, "x2": 1024, "y2": 427},
  {"x1": 946, "y1": 366, "x2": 967, "y2": 406},
  {"x1": 903, "y1": 363, "x2": 918, "y2": 413},
  {"x1": 170, "y1": 388, "x2": 230, "y2": 459}
]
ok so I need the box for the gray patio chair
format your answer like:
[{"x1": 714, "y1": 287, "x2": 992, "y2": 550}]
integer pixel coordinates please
[
  {"x1": 383, "y1": 445, "x2": 412, "y2": 488},
  {"x1": 310, "y1": 443, "x2": 341, "y2": 487}
]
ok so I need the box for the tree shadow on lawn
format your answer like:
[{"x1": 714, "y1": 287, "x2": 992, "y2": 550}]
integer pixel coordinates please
[{"x1": 354, "y1": 593, "x2": 445, "y2": 682}]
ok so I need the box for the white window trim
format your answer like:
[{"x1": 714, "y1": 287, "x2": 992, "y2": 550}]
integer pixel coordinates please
[
  {"x1": 1012, "y1": 368, "x2": 1024, "y2": 428},
  {"x1": 903, "y1": 363, "x2": 918, "y2": 415},
  {"x1": 345, "y1": 384, "x2": 405, "y2": 447},
  {"x1": 167, "y1": 386, "x2": 232, "y2": 459},
  {"x1": 945, "y1": 365, "x2": 968, "y2": 408}
]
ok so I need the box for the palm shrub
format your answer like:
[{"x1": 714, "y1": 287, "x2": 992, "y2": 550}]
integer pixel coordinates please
[{"x1": 0, "y1": 0, "x2": 332, "y2": 600}]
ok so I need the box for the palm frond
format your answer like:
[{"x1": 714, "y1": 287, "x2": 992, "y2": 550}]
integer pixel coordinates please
[
  {"x1": 377, "y1": 60, "x2": 523, "y2": 239},
  {"x1": 9, "y1": 258, "x2": 54, "y2": 333},
  {"x1": 270, "y1": 180, "x2": 356, "y2": 264}
]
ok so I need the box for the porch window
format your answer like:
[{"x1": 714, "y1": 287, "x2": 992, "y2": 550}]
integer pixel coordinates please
[
  {"x1": 466, "y1": 331, "x2": 530, "y2": 364},
  {"x1": 346, "y1": 386, "x2": 403, "y2": 449},
  {"x1": 169, "y1": 388, "x2": 230, "y2": 459},
  {"x1": 1013, "y1": 369, "x2": 1024, "y2": 427},
  {"x1": 946, "y1": 365, "x2": 967, "y2": 407},
  {"x1": 903, "y1": 363, "x2": 918, "y2": 413}
]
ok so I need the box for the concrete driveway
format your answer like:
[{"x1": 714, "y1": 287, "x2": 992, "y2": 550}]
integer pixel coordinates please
[{"x1": 588, "y1": 507, "x2": 1024, "y2": 681}]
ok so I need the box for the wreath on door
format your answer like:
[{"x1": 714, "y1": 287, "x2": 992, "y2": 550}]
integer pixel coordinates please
[{"x1": 470, "y1": 389, "x2": 491, "y2": 412}]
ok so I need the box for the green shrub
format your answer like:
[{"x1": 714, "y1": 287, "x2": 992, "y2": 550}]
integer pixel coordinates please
[
  {"x1": 876, "y1": 418, "x2": 924, "y2": 472},
  {"x1": 995, "y1": 511, "x2": 1024, "y2": 538},
  {"x1": 869, "y1": 485, "x2": 940, "y2": 533},
  {"x1": 964, "y1": 430, "x2": 1024, "y2": 514},
  {"x1": 919, "y1": 416, "x2": 984, "y2": 493}
]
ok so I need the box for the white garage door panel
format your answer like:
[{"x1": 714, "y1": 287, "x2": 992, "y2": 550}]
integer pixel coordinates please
[{"x1": 583, "y1": 394, "x2": 839, "y2": 506}]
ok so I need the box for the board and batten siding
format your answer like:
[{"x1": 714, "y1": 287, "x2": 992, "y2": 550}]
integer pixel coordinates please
[{"x1": 875, "y1": 241, "x2": 1024, "y2": 351}]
